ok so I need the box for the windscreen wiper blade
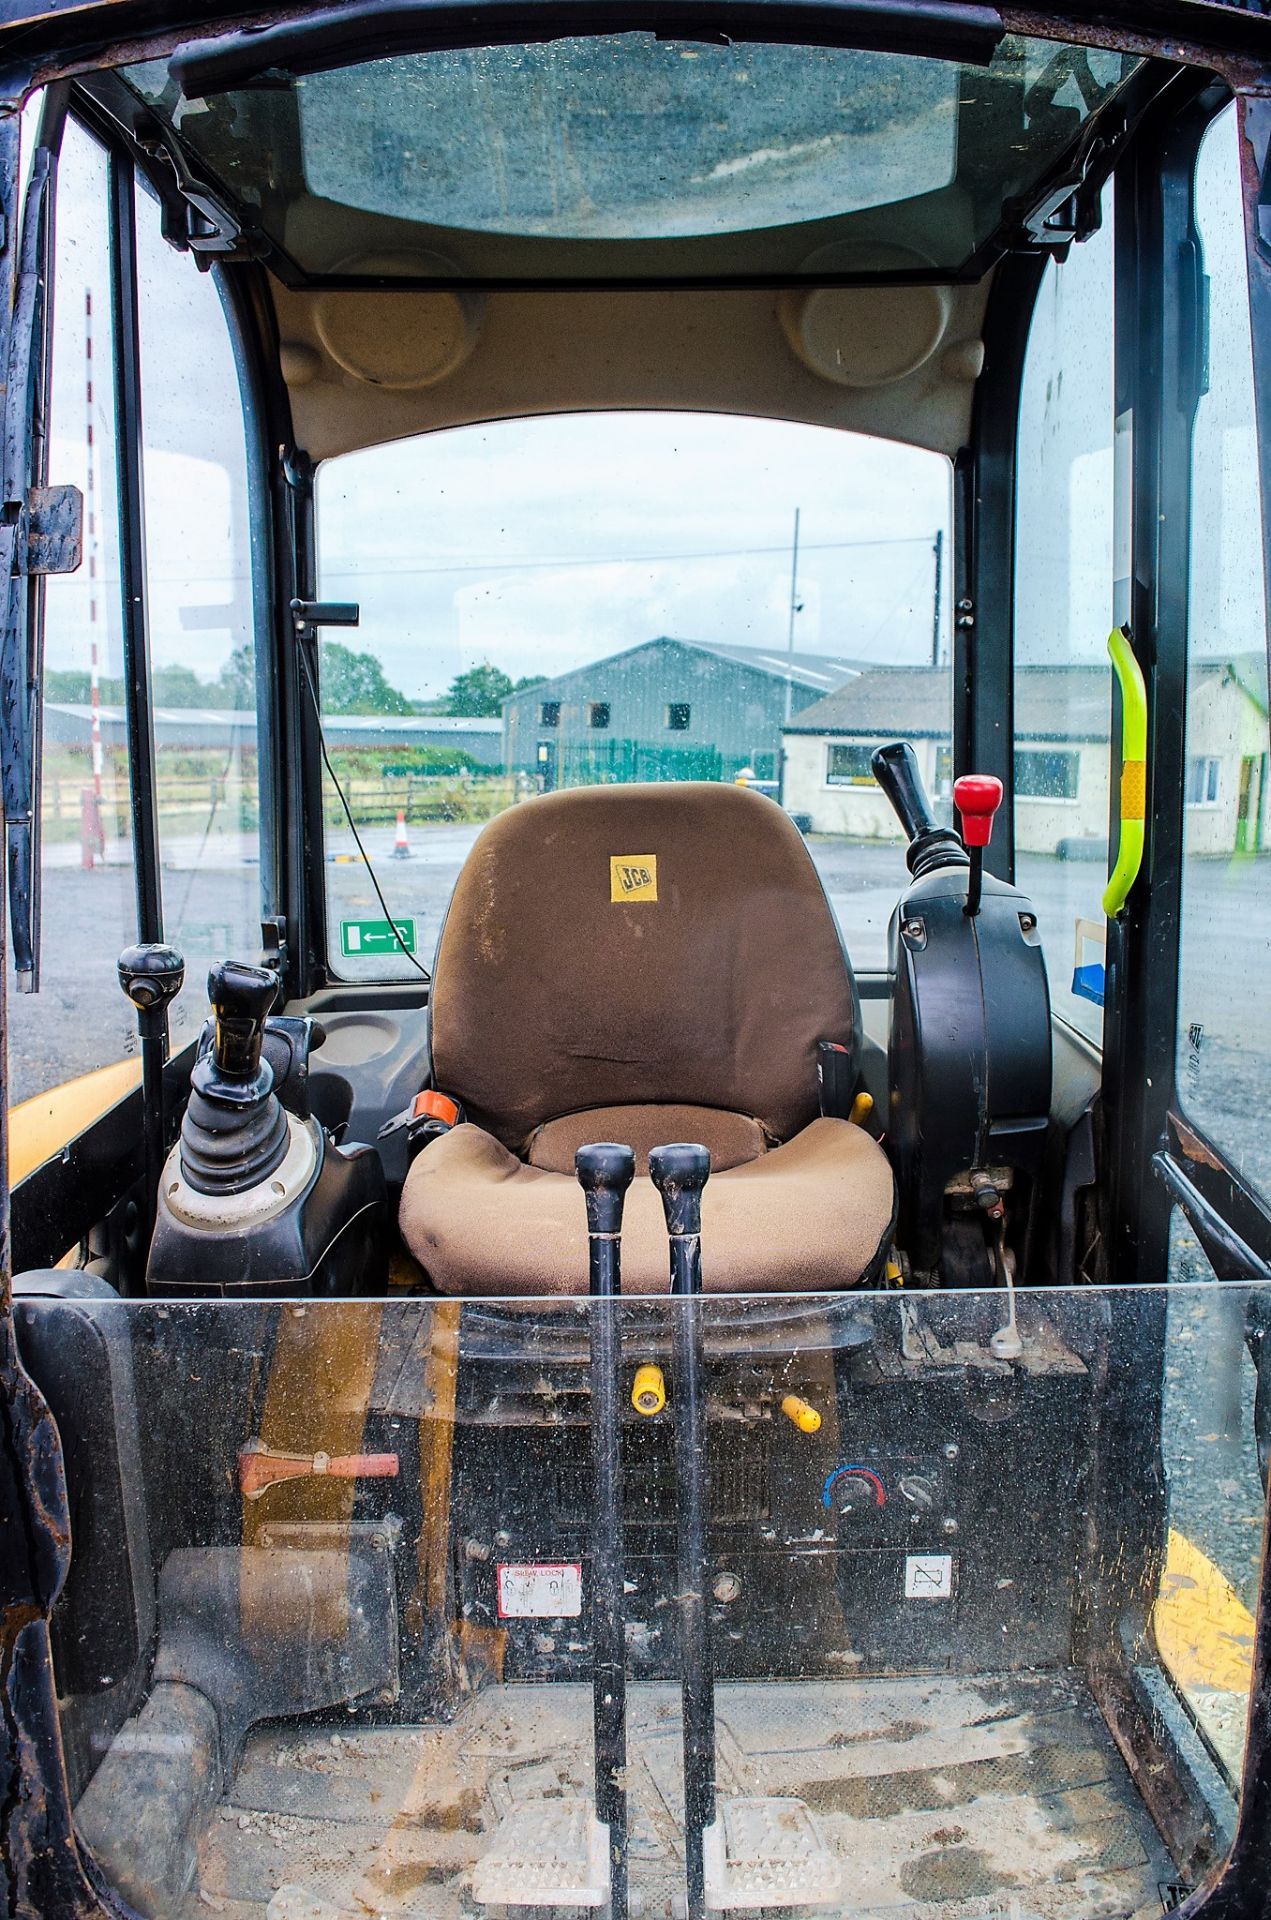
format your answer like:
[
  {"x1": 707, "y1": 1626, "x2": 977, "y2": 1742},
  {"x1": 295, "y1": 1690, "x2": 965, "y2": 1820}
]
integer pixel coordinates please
[
  {"x1": 0, "y1": 85, "x2": 70, "y2": 994},
  {"x1": 171, "y1": 0, "x2": 1004, "y2": 97}
]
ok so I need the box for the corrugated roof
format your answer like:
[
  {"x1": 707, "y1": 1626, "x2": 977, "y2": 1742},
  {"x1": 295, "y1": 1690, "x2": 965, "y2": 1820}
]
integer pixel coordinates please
[
  {"x1": 786, "y1": 664, "x2": 1114, "y2": 740},
  {"x1": 503, "y1": 635, "x2": 870, "y2": 705},
  {"x1": 690, "y1": 639, "x2": 870, "y2": 692},
  {"x1": 788, "y1": 655, "x2": 1271, "y2": 741}
]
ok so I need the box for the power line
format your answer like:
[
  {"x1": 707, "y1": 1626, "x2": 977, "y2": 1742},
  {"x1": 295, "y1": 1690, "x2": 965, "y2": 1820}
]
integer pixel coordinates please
[{"x1": 317, "y1": 531, "x2": 939, "y2": 583}]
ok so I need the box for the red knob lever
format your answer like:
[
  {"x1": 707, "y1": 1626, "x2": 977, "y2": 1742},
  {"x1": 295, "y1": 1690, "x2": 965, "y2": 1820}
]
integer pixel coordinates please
[{"x1": 953, "y1": 774, "x2": 1003, "y2": 850}]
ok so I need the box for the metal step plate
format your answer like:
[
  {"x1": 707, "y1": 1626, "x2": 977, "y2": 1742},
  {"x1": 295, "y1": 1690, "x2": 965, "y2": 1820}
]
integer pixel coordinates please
[
  {"x1": 473, "y1": 1796, "x2": 610, "y2": 1908},
  {"x1": 703, "y1": 1798, "x2": 841, "y2": 1911}
]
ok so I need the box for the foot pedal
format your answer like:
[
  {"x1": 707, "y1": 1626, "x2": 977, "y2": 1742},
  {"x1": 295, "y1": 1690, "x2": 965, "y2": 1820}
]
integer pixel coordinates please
[
  {"x1": 703, "y1": 1798, "x2": 841, "y2": 1911},
  {"x1": 473, "y1": 1796, "x2": 610, "y2": 1909}
]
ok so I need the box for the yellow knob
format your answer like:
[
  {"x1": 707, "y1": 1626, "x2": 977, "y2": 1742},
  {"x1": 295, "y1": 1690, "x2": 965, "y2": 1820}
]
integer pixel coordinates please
[
  {"x1": 632, "y1": 1365, "x2": 666, "y2": 1417},
  {"x1": 781, "y1": 1394, "x2": 822, "y2": 1435},
  {"x1": 885, "y1": 1258, "x2": 904, "y2": 1287},
  {"x1": 849, "y1": 1091, "x2": 874, "y2": 1127}
]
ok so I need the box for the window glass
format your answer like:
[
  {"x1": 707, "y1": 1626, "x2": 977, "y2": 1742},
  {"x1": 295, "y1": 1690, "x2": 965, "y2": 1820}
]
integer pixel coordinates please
[
  {"x1": 1177, "y1": 105, "x2": 1271, "y2": 1198},
  {"x1": 1014, "y1": 193, "x2": 1115, "y2": 1044},
  {"x1": 315, "y1": 413, "x2": 952, "y2": 980},
  {"x1": 134, "y1": 181, "x2": 261, "y2": 1053},
  {"x1": 6, "y1": 119, "x2": 139, "y2": 1160},
  {"x1": 1161, "y1": 1210, "x2": 1263, "y2": 1785},
  {"x1": 827, "y1": 743, "x2": 876, "y2": 786}
]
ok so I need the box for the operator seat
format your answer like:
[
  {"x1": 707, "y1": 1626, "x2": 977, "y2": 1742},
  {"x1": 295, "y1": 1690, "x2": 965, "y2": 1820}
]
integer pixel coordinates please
[{"x1": 399, "y1": 783, "x2": 895, "y2": 1293}]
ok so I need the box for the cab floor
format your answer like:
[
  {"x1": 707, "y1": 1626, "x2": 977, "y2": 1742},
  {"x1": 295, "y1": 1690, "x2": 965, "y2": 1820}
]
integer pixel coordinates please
[{"x1": 182, "y1": 1672, "x2": 1175, "y2": 1920}]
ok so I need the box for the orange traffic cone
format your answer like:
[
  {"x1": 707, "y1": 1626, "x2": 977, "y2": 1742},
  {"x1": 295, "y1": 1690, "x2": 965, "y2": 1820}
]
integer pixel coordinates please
[{"x1": 393, "y1": 809, "x2": 412, "y2": 859}]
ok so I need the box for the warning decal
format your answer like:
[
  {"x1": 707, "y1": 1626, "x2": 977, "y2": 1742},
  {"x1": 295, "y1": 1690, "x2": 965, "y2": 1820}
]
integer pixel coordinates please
[
  {"x1": 497, "y1": 1563, "x2": 583, "y2": 1618},
  {"x1": 904, "y1": 1554, "x2": 954, "y2": 1601}
]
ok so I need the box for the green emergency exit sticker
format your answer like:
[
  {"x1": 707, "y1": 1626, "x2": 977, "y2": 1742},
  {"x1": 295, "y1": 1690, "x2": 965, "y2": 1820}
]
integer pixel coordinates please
[{"x1": 340, "y1": 917, "x2": 417, "y2": 958}]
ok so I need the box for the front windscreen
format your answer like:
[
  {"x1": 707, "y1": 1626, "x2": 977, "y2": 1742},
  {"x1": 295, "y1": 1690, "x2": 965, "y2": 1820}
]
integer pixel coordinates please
[
  {"x1": 17, "y1": 1279, "x2": 1265, "y2": 1916},
  {"x1": 120, "y1": 34, "x2": 1140, "y2": 282}
]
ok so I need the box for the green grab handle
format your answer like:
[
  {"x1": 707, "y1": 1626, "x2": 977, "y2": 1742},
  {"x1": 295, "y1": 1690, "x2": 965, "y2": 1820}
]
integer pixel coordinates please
[{"x1": 1103, "y1": 626, "x2": 1148, "y2": 918}]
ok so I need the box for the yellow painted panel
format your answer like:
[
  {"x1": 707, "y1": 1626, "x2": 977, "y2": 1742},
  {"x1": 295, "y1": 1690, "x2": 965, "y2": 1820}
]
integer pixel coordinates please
[
  {"x1": 9, "y1": 1058, "x2": 141, "y2": 1185},
  {"x1": 1155, "y1": 1526, "x2": 1255, "y2": 1694}
]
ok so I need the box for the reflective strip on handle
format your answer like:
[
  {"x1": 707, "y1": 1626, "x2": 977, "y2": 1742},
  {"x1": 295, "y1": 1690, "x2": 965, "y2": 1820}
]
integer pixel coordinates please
[{"x1": 1103, "y1": 627, "x2": 1148, "y2": 918}]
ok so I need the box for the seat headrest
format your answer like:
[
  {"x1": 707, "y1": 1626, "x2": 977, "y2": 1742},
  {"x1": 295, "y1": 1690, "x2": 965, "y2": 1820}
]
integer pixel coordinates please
[{"x1": 430, "y1": 782, "x2": 859, "y2": 1147}]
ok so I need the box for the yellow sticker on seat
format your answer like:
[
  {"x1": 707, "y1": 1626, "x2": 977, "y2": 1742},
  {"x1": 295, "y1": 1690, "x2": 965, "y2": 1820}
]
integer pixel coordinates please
[{"x1": 610, "y1": 855, "x2": 658, "y2": 902}]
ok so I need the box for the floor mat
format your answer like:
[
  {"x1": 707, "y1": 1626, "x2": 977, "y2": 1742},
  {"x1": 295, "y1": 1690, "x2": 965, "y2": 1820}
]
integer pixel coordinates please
[{"x1": 182, "y1": 1673, "x2": 1175, "y2": 1920}]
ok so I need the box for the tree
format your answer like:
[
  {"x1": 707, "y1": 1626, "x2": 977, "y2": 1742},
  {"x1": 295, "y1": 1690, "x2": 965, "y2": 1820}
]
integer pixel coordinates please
[
  {"x1": 215, "y1": 643, "x2": 257, "y2": 710},
  {"x1": 446, "y1": 663, "x2": 515, "y2": 717},
  {"x1": 151, "y1": 663, "x2": 215, "y2": 708},
  {"x1": 45, "y1": 668, "x2": 92, "y2": 704},
  {"x1": 319, "y1": 641, "x2": 413, "y2": 715},
  {"x1": 513, "y1": 674, "x2": 547, "y2": 694}
]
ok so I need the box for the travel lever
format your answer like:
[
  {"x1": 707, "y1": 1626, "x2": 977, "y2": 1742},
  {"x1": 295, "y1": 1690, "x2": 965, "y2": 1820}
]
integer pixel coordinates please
[
  {"x1": 577, "y1": 1142, "x2": 636, "y2": 1920},
  {"x1": 650, "y1": 1143, "x2": 715, "y2": 1920}
]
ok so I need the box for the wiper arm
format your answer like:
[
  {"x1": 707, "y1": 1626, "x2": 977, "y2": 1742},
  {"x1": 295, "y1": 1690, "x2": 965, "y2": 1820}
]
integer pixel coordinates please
[{"x1": 172, "y1": 0, "x2": 1003, "y2": 97}]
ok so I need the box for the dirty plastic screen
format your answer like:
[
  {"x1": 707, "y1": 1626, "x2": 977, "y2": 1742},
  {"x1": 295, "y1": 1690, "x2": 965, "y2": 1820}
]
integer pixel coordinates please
[
  {"x1": 17, "y1": 1282, "x2": 1264, "y2": 1917},
  {"x1": 120, "y1": 36, "x2": 1139, "y2": 281}
]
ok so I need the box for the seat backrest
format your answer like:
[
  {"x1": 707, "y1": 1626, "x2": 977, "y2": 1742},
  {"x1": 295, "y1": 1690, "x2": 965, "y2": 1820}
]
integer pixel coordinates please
[{"x1": 430, "y1": 782, "x2": 859, "y2": 1148}]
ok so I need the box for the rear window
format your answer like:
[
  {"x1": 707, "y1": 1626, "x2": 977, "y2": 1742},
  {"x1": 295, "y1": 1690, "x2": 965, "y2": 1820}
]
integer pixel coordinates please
[{"x1": 313, "y1": 411, "x2": 953, "y2": 980}]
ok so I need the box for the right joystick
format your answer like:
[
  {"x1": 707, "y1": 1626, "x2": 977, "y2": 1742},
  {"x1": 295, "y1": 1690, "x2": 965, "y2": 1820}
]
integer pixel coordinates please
[{"x1": 953, "y1": 774, "x2": 1003, "y2": 918}]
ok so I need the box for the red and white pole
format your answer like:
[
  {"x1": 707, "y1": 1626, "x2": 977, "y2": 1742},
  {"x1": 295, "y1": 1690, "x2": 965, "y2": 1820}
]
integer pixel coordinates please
[{"x1": 82, "y1": 286, "x2": 105, "y2": 868}]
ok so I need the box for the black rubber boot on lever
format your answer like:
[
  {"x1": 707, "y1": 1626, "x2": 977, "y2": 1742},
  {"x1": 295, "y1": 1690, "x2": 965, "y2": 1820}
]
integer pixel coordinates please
[
  {"x1": 118, "y1": 942, "x2": 185, "y2": 1250},
  {"x1": 577, "y1": 1142, "x2": 637, "y2": 1920},
  {"x1": 649, "y1": 1143, "x2": 715, "y2": 1920}
]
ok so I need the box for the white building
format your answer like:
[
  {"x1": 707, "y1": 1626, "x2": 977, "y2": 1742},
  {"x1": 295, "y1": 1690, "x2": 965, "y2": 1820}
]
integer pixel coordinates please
[{"x1": 783, "y1": 658, "x2": 1268, "y2": 857}]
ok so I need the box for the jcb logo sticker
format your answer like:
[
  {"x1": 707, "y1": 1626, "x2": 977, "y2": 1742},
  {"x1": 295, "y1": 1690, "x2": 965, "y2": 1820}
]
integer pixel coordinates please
[{"x1": 610, "y1": 855, "x2": 658, "y2": 903}]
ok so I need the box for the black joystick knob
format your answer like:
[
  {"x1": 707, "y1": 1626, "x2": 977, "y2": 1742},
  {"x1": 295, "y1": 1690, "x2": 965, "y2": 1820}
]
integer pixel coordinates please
[
  {"x1": 180, "y1": 959, "x2": 289, "y2": 1196},
  {"x1": 871, "y1": 740, "x2": 969, "y2": 879},
  {"x1": 576, "y1": 1142, "x2": 636, "y2": 1240},
  {"x1": 118, "y1": 942, "x2": 185, "y2": 1017},
  {"x1": 203, "y1": 960, "x2": 280, "y2": 1102},
  {"x1": 649, "y1": 1143, "x2": 710, "y2": 1236},
  {"x1": 118, "y1": 942, "x2": 185, "y2": 1250},
  {"x1": 650, "y1": 1145, "x2": 711, "y2": 1297}
]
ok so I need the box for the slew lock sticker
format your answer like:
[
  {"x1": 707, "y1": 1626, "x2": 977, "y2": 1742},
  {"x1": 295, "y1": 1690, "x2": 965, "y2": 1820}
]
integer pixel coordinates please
[
  {"x1": 610, "y1": 854, "x2": 658, "y2": 902},
  {"x1": 497, "y1": 1563, "x2": 583, "y2": 1618}
]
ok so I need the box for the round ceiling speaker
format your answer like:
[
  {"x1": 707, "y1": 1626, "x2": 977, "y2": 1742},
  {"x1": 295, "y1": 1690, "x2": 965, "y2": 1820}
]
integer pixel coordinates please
[
  {"x1": 313, "y1": 252, "x2": 482, "y2": 390},
  {"x1": 778, "y1": 245, "x2": 953, "y2": 390}
]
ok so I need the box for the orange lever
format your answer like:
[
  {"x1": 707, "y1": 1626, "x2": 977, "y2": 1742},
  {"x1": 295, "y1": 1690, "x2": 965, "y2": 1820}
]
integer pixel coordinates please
[{"x1": 239, "y1": 1440, "x2": 400, "y2": 1501}]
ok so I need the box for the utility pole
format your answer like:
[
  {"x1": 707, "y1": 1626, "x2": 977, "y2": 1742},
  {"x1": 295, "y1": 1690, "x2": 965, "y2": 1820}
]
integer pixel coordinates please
[
  {"x1": 784, "y1": 507, "x2": 801, "y2": 726},
  {"x1": 931, "y1": 527, "x2": 944, "y2": 668}
]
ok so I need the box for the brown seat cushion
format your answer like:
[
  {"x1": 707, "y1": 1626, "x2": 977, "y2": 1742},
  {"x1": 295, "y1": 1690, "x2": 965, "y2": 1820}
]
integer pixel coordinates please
[
  {"x1": 524, "y1": 1105, "x2": 767, "y2": 1175},
  {"x1": 429, "y1": 783, "x2": 858, "y2": 1148},
  {"x1": 399, "y1": 1117, "x2": 895, "y2": 1296}
]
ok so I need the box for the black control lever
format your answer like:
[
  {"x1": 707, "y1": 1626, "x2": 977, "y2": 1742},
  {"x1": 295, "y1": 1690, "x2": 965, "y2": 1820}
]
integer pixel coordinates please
[
  {"x1": 650, "y1": 1143, "x2": 715, "y2": 1920},
  {"x1": 118, "y1": 942, "x2": 185, "y2": 1245},
  {"x1": 871, "y1": 741, "x2": 969, "y2": 879},
  {"x1": 577, "y1": 1143, "x2": 636, "y2": 1920},
  {"x1": 180, "y1": 961, "x2": 289, "y2": 1195}
]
